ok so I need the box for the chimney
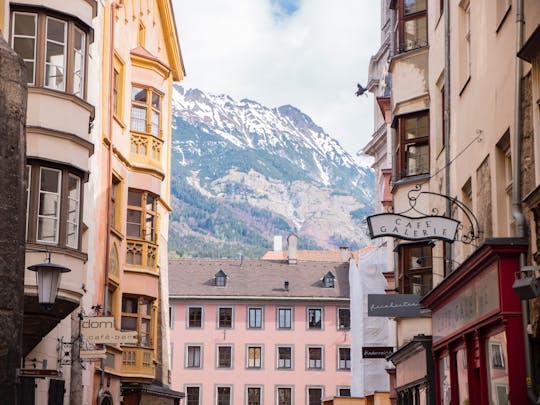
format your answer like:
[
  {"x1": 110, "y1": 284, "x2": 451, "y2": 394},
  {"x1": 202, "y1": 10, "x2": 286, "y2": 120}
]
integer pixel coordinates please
[
  {"x1": 284, "y1": 280, "x2": 289, "y2": 291},
  {"x1": 339, "y1": 246, "x2": 349, "y2": 262},
  {"x1": 273, "y1": 235, "x2": 283, "y2": 252},
  {"x1": 287, "y1": 234, "x2": 298, "y2": 265}
]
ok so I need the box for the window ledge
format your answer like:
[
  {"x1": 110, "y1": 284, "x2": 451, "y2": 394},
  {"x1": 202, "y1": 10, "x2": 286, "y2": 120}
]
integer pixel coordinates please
[
  {"x1": 26, "y1": 242, "x2": 88, "y2": 262},
  {"x1": 28, "y1": 86, "x2": 95, "y2": 118}
]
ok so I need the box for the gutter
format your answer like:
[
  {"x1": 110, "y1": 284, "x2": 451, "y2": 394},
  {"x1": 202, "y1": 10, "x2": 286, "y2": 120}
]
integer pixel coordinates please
[
  {"x1": 444, "y1": 0, "x2": 452, "y2": 276},
  {"x1": 169, "y1": 295, "x2": 350, "y2": 302},
  {"x1": 512, "y1": 0, "x2": 540, "y2": 402}
]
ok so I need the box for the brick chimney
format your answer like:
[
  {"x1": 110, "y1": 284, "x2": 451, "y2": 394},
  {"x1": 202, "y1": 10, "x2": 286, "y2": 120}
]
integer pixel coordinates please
[
  {"x1": 287, "y1": 234, "x2": 298, "y2": 265},
  {"x1": 339, "y1": 246, "x2": 349, "y2": 262}
]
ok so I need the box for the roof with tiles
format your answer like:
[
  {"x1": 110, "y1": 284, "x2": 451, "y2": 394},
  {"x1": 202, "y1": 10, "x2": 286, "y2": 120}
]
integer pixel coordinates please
[{"x1": 168, "y1": 258, "x2": 349, "y2": 299}]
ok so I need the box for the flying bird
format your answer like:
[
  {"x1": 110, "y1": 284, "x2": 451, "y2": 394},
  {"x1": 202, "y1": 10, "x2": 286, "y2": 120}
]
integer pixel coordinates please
[{"x1": 355, "y1": 83, "x2": 367, "y2": 97}]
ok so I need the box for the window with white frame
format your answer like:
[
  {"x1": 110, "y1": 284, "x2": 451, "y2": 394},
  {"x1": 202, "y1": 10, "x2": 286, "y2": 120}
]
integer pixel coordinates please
[
  {"x1": 186, "y1": 386, "x2": 200, "y2": 405},
  {"x1": 277, "y1": 308, "x2": 292, "y2": 329},
  {"x1": 338, "y1": 347, "x2": 351, "y2": 370},
  {"x1": 217, "y1": 345, "x2": 232, "y2": 368},
  {"x1": 218, "y1": 307, "x2": 233, "y2": 328},
  {"x1": 248, "y1": 307, "x2": 262, "y2": 329},
  {"x1": 216, "y1": 386, "x2": 231, "y2": 405},
  {"x1": 307, "y1": 308, "x2": 322, "y2": 329},
  {"x1": 247, "y1": 346, "x2": 262, "y2": 369},
  {"x1": 308, "y1": 347, "x2": 323, "y2": 369},
  {"x1": 277, "y1": 346, "x2": 292, "y2": 369},
  {"x1": 186, "y1": 345, "x2": 202, "y2": 368}
]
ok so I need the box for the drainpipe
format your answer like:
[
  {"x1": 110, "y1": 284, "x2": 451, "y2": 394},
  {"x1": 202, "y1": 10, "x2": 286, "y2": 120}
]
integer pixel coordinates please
[
  {"x1": 443, "y1": 0, "x2": 452, "y2": 276},
  {"x1": 512, "y1": 0, "x2": 540, "y2": 403}
]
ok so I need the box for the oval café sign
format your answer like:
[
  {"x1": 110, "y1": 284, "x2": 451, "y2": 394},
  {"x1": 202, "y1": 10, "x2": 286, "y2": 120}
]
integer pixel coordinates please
[{"x1": 366, "y1": 213, "x2": 459, "y2": 243}]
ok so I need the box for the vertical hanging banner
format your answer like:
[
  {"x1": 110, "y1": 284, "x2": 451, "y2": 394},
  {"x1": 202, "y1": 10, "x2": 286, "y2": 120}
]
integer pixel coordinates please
[{"x1": 366, "y1": 213, "x2": 459, "y2": 242}]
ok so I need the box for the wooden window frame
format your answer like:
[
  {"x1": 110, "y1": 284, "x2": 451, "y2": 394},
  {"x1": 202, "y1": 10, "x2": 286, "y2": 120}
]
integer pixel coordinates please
[
  {"x1": 337, "y1": 308, "x2": 350, "y2": 330},
  {"x1": 120, "y1": 295, "x2": 154, "y2": 348},
  {"x1": 246, "y1": 386, "x2": 262, "y2": 405},
  {"x1": 188, "y1": 306, "x2": 203, "y2": 328},
  {"x1": 217, "y1": 345, "x2": 232, "y2": 369},
  {"x1": 130, "y1": 84, "x2": 162, "y2": 137},
  {"x1": 395, "y1": 0, "x2": 428, "y2": 53},
  {"x1": 308, "y1": 347, "x2": 323, "y2": 370},
  {"x1": 218, "y1": 307, "x2": 233, "y2": 329},
  {"x1": 307, "y1": 308, "x2": 322, "y2": 330},
  {"x1": 396, "y1": 111, "x2": 430, "y2": 179},
  {"x1": 277, "y1": 346, "x2": 292, "y2": 369},
  {"x1": 277, "y1": 387, "x2": 292, "y2": 405},
  {"x1": 126, "y1": 189, "x2": 157, "y2": 242},
  {"x1": 338, "y1": 347, "x2": 351, "y2": 370},
  {"x1": 26, "y1": 161, "x2": 84, "y2": 250},
  {"x1": 398, "y1": 242, "x2": 433, "y2": 296},
  {"x1": 247, "y1": 346, "x2": 262, "y2": 369},
  {"x1": 216, "y1": 386, "x2": 231, "y2": 405},
  {"x1": 10, "y1": 8, "x2": 89, "y2": 97},
  {"x1": 186, "y1": 386, "x2": 200, "y2": 405}
]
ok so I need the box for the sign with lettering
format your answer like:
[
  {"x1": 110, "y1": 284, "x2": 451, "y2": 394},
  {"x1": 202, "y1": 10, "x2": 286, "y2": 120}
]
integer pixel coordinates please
[
  {"x1": 17, "y1": 369, "x2": 62, "y2": 378},
  {"x1": 368, "y1": 294, "x2": 422, "y2": 317},
  {"x1": 80, "y1": 349, "x2": 107, "y2": 359},
  {"x1": 81, "y1": 316, "x2": 138, "y2": 344},
  {"x1": 362, "y1": 346, "x2": 394, "y2": 359},
  {"x1": 367, "y1": 213, "x2": 459, "y2": 242},
  {"x1": 432, "y1": 265, "x2": 499, "y2": 342}
]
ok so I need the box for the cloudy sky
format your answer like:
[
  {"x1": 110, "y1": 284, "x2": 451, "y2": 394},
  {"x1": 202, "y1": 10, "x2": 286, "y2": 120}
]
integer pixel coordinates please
[{"x1": 172, "y1": 1, "x2": 381, "y2": 155}]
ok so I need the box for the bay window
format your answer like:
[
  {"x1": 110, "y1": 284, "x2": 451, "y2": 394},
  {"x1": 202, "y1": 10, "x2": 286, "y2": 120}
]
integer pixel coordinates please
[
  {"x1": 131, "y1": 86, "x2": 161, "y2": 136},
  {"x1": 26, "y1": 162, "x2": 83, "y2": 250},
  {"x1": 121, "y1": 295, "x2": 154, "y2": 347},
  {"x1": 126, "y1": 189, "x2": 157, "y2": 242},
  {"x1": 11, "y1": 9, "x2": 88, "y2": 97},
  {"x1": 396, "y1": 111, "x2": 430, "y2": 179}
]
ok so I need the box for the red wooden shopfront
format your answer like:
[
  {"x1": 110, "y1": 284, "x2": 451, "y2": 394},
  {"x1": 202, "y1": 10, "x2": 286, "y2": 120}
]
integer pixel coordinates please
[{"x1": 422, "y1": 239, "x2": 528, "y2": 405}]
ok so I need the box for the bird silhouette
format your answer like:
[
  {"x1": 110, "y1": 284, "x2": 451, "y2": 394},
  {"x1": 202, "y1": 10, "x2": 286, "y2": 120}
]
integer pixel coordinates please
[{"x1": 355, "y1": 83, "x2": 367, "y2": 97}]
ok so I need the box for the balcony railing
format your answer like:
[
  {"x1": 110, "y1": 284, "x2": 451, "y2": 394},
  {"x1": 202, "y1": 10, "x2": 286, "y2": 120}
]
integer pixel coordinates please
[
  {"x1": 120, "y1": 347, "x2": 155, "y2": 379},
  {"x1": 126, "y1": 238, "x2": 158, "y2": 272},
  {"x1": 130, "y1": 132, "x2": 163, "y2": 171}
]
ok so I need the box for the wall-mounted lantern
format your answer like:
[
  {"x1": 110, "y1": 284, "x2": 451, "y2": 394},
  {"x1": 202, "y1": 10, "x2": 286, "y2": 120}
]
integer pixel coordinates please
[{"x1": 27, "y1": 254, "x2": 71, "y2": 309}]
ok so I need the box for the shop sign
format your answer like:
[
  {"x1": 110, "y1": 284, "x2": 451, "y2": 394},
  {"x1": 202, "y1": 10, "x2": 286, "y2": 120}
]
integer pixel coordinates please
[
  {"x1": 80, "y1": 349, "x2": 107, "y2": 359},
  {"x1": 432, "y1": 265, "x2": 499, "y2": 342},
  {"x1": 81, "y1": 316, "x2": 137, "y2": 344},
  {"x1": 17, "y1": 369, "x2": 62, "y2": 378},
  {"x1": 362, "y1": 346, "x2": 394, "y2": 358},
  {"x1": 367, "y1": 213, "x2": 459, "y2": 242},
  {"x1": 368, "y1": 294, "x2": 422, "y2": 317}
]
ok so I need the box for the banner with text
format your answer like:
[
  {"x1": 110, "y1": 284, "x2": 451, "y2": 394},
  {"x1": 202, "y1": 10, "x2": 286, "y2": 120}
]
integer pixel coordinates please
[
  {"x1": 367, "y1": 294, "x2": 422, "y2": 317},
  {"x1": 367, "y1": 213, "x2": 459, "y2": 242},
  {"x1": 81, "y1": 316, "x2": 137, "y2": 344}
]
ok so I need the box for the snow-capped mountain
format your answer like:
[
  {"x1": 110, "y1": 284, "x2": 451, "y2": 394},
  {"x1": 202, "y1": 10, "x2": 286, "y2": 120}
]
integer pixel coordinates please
[{"x1": 169, "y1": 86, "x2": 374, "y2": 258}]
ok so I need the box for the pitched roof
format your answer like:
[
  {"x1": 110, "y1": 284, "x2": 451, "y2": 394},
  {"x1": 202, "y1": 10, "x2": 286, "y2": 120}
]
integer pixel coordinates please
[
  {"x1": 260, "y1": 249, "x2": 358, "y2": 262},
  {"x1": 168, "y1": 258, "x2": 349, "y2": 299}
]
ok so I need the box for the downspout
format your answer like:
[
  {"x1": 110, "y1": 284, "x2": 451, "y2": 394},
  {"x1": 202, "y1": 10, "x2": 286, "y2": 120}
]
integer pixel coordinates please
[
  {"x1": 512, "y1": 0, "x2": 540, "y2": 403},
  {"x1": 443, "y1": 0, "x2": 452, "y2": 276}
]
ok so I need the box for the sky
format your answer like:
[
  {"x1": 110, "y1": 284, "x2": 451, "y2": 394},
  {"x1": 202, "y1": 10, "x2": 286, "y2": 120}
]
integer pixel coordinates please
[{"x1": 172, "y1": 0, "x2": 381, "y2": 155}]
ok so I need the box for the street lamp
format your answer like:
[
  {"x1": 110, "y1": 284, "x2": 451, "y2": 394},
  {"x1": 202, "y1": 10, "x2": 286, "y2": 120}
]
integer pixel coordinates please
[
  {"x1": 27, "y1": 254, "x2": 71, "y2": 309},
  {"x1": 512, "y1": 266, "x2": 540, "y2": 301}
]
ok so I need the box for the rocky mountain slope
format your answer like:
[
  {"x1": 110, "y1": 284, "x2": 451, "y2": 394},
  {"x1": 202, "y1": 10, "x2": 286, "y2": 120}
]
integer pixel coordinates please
[{"x1": 169, "y1": 86, "x2": 374, "y2": 258}]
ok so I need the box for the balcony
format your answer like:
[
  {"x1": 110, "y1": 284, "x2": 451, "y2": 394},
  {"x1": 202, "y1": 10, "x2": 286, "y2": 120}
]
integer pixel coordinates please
[
  {"x1": 120, "y1": 347, "x2": 155, "y2": 379},
  {"x1": 130, "y1": 132, "x2": 164, "y2": 176},
  {"x1": 126, "y1": 239, "x2": 159, "y2": 273}
]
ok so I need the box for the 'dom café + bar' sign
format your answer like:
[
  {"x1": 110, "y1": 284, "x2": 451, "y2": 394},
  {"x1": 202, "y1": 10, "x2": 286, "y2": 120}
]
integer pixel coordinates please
[
  {"x1": 81, "y1": 316, "x2": 137, "y2": 344},
  {"x1": 367, "y1": 213, "x2": 459, "y2": 243}
]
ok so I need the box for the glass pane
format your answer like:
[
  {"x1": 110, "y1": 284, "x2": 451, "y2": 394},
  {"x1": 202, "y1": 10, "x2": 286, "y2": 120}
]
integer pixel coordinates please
[
  {"x1": 37, "y1": 218, "x2": 58, "y2": 242},
  {"x1": 189, "y1": 307, "x2": 202, "y2": 327},
  {"x1": 131, "y1": 106, "x2": 147, "y2": 132},
  {"x1": 126, "y1": 210, "x2": 141, "y2": 237},
  {"x1": 404, "y1": 0, "x2": 427, "y2": 15},
  {"x1": 140, "y1": 318, "x2": 150, "y2": 346},
  {"x1": 14, "y1": 13, "x2": 36, "y2": 36},
  {"x1": 140, "y1": 299, "x2": 150, "y2": 315},
  {"x1": 405, "y1": 115, "x2": 428, "y2": 139},
  {"x1": 23, "y1": 61, "x2": 35, "y2": 84},
  {"x1": 151, "y1": 111, "x2": 159, "y2": 136},
  {"x1": 440, "y1": 356, "x2": 451, "y2": 405},
  {"x1": 45, "y1": 63, "x2": 65, "y2": 90},
  {"x1": 487, "y1": 332, "x2": 509, "y2": 405},
  {"x1": 128, "y1": 190, "x2": 142, "y2": 206},
  {"x1": 186, "y1": 387, "x2": 199, "y2": 405},
  {"x1": 41, "y1": 168, "x2": 60, "y2": 193},
  {"x1": 151, "y1": 93, "x2": 160, "y2": 109},
  {"x1": 47, "y1": 18, "x2": 66, "y2": 43},
  {"x1": 122, "y1": 297, "x2": 138, "y2": 313},
  {"x1": 248, "y1": 388, "x2": 261, "y2": 405},
  {"x1": 73, "y1": 29, "x2": 85, "y2": 97},
  {"x1": 404, "y1": 16, "x2": 428, "y2": 50},
  {"x1": 146, "y1": 194, "x2": 155, "y2": 211},
  {"x1": 46, "y1": 41, "x2": 65, "y2": 61},
  {"x1": 13, "y1": 37, "x2": 35, "y2": 59},
  {"x1": 145, "y1": 213, "x2": 154, "y2": 241},
  {"x1": 278, "y1": 388, "x2": 291, "y2": 405},
  {"x1": 121, "y1": 316, "x2": 137, "y2": 331},
  {"x1": 456, "y1": 349, "x2": 469, "y2": 405},
  {"x1": 309, "y1": 389, "x2": 322, "y2": 405},
  {"x1": 406, "y1": 143, "x2": 429, "y2": 176},
  {"x1": 132, "y1": 86, "x2": 147, "y2": 102},
  {"x1": 74, "y1": 29, "x2": 84, "y2": 52},
  {"x1": 309, "y1": 309, "x2": 321, "y2": 328}
]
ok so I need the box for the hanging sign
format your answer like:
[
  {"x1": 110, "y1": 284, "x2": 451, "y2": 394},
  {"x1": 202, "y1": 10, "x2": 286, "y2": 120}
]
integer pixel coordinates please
[
  {"x1": 362, "y1": 346, "x2": 394, "y2": 359},
  {"x1": 367, "y1": 294, "x2": 422, "y2": 317},
  {"x1": 80, "y1": 349, "x2": 107, "y2": 359},
  {"x1": 81, "y1": 316, "x2": 137, "y2": 344},
  {"x1": 366, "y1": 213, "x2": 459, "y2": 242}
]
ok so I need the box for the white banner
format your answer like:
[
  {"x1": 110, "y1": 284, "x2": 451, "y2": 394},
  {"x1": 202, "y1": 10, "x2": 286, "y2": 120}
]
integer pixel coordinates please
[{"x1": 367, "y1": 214, "x2": 459, "y2": 242}]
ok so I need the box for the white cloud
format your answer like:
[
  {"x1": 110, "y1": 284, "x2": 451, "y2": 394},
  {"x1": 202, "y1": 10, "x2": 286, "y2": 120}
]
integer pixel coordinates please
[{"x1": 173, "y1": 0, "x2": 381, "y2": 154}]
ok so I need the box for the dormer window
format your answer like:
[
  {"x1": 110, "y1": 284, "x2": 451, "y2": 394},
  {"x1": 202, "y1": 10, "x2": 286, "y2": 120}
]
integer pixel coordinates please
[
  {"x1": 215, "y1": 270, "x2": 227, "y2": 287},
  {"x1": 322, "y1": 272, "x2": 335, "y2": 288}
]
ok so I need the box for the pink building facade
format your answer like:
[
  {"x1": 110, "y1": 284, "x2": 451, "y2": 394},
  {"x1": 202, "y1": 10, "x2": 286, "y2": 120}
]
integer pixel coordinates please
[{"x1": 169, "y1": 258, "x2": 352, "y2": 405}]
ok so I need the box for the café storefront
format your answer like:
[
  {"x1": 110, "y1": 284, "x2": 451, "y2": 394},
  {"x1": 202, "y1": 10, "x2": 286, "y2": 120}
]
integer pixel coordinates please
[{"x1": 421, "y1": 239, "x2": 528, "y2": 404}]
